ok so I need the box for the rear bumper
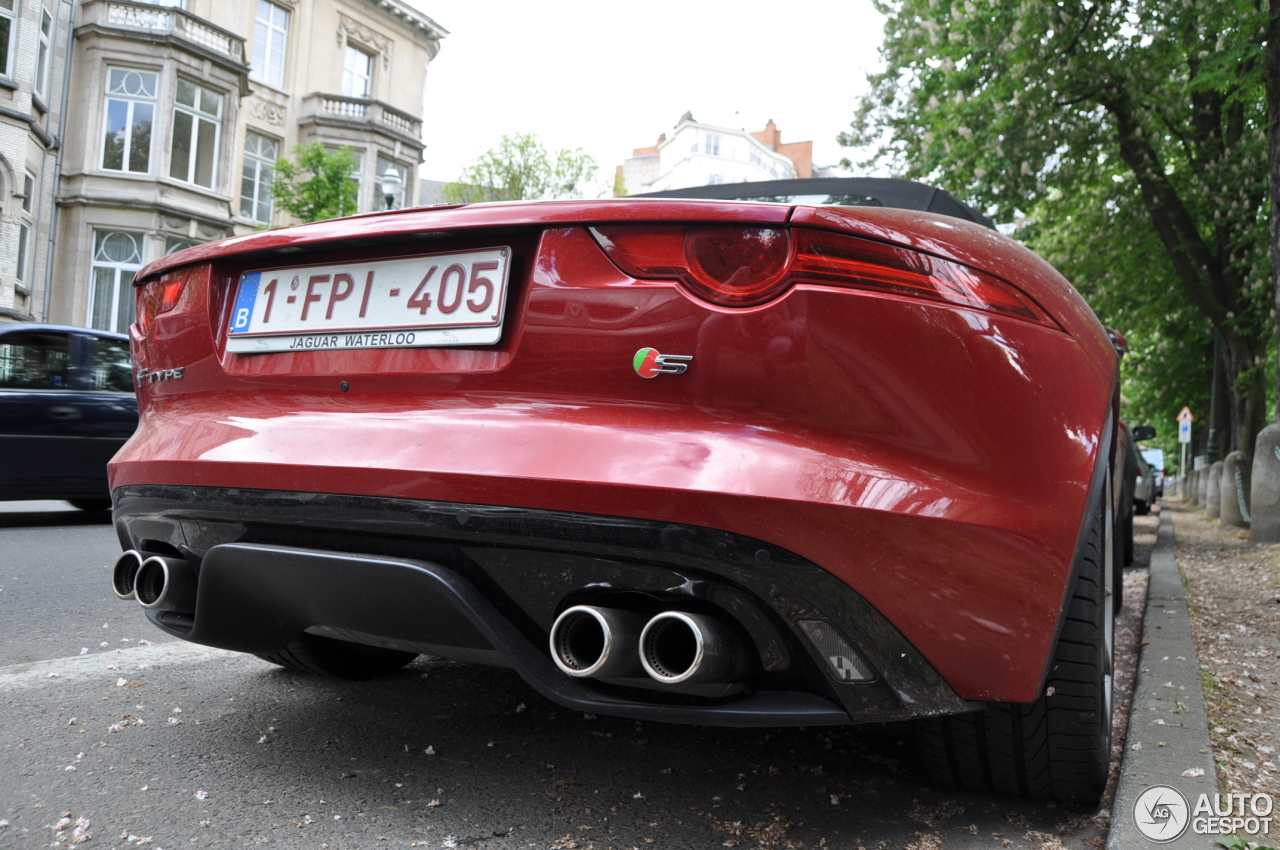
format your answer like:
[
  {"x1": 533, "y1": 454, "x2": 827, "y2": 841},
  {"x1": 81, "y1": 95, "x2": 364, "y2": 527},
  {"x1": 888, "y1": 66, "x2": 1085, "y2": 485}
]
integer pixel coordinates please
[{"x1": 113, "y1": 484, "x2": 979, "y2": 727}]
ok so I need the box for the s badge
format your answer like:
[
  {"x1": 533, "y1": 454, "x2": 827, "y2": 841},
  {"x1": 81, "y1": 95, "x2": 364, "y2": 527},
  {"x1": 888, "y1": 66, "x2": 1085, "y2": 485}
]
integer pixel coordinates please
[{"x1": 633, "y1": 348, "x2": 692, "y2": 378}]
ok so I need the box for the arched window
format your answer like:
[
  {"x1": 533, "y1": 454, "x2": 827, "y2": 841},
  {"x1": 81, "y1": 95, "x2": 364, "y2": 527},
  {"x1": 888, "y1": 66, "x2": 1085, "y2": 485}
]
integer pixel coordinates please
[{"x1": 88, "y1": 230, "x2": 144, "y2": 333}]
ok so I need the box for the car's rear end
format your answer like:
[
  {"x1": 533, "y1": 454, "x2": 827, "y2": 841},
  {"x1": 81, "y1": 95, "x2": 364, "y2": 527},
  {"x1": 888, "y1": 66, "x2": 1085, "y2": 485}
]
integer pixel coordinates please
[{"x1": 109, "y1": 197, "x2": 1120, "y2": 796}]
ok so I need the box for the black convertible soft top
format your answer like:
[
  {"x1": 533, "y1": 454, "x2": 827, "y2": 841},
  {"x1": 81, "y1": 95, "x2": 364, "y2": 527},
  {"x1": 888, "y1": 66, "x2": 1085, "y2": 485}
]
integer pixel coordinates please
[{"x1": 632, "y1": 177, "x2": 995, "y2": 230}]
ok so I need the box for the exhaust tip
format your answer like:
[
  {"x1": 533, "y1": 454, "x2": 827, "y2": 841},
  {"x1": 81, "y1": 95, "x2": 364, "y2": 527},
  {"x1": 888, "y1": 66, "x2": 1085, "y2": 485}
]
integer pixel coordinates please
[
  {"x1": 549, "y1": 605, "x2": 645, "y2": 679},
  {"x1": 135, "y1": 556, "x2": 197, "y2": 612},
  {"x1": 550, "y1": 606, "x2": 612, "y2": 677},
  {"x1": 112, "y1": 550, "x2": 144, "y2": 601},
  {"x1": 640, "y1": 611, "x2": 751, "y2": 685},
  {"x1": 640, "y1": 612, "x2": 704, "y2": 683}
]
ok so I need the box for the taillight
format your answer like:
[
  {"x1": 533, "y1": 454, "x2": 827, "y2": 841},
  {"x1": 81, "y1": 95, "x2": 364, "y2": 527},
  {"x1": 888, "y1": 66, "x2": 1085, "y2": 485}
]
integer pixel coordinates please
[
  {"x1": 135, "y1": 273, "x2": 186, "y2": 335},
  {"x1": 589, "y1": 225, "x2": 1055, "y2": 325},
  {"x1": 590, "y1": 225, "x2": 793, "y2": 306},
  {"x1": 789, "y1": 230, "x2": 1053, "y2": 325}
]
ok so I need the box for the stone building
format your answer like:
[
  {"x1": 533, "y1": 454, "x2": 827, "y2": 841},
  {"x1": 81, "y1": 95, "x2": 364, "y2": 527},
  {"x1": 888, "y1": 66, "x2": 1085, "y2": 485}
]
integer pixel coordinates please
[
  {"x1": 617, "y1": 114, "x2": 817, "y2": 196},
  {"x1": 0, "y1": 0, "x2": 73, "y2": 321},
  {"x1": 44, "y1": 0, "x2": 445, "y2": 333}
]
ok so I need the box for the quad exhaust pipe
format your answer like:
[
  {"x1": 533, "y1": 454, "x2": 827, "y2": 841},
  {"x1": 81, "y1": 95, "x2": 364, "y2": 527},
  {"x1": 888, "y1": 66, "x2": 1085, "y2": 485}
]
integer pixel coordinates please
[{"x1": 549, "y1": 606, "x2": 750, "y2": 685}]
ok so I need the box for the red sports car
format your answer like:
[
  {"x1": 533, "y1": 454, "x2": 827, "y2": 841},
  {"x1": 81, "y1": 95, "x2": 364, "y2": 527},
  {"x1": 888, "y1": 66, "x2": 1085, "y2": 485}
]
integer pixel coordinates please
[{"x1": 109, "y1": 178, "x2": 1122, "y2": 801}]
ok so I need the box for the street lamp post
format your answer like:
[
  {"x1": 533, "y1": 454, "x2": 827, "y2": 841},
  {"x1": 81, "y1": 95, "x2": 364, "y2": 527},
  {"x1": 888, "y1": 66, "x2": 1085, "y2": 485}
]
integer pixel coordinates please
[{"x1": 380, "y1": 166, "x2": 404, "y2": 210}]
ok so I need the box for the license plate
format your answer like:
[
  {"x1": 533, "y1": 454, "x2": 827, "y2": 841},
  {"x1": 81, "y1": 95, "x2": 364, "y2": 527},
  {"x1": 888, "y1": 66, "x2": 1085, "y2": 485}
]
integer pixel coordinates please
[{"x1": 226, "y1": 247, "x2": 511, "y2": 353}]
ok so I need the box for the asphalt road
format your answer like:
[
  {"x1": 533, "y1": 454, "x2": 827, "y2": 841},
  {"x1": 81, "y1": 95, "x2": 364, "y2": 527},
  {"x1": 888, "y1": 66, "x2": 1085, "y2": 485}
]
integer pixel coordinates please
[{"x1": 0, "y1": 501, "x2": 1138, "y2": 850}]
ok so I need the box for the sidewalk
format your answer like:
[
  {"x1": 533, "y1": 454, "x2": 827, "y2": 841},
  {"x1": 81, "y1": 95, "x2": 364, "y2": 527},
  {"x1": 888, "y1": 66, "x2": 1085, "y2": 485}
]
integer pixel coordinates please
[{"x1": 1167, "y1": 503, "x2": 1279, "y2": 794}]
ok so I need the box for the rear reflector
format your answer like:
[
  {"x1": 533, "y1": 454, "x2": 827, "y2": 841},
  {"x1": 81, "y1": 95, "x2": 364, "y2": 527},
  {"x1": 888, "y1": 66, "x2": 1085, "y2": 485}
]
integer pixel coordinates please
[{"x1": 589, "y1": 225, "x2": 1054, "y2": 325}]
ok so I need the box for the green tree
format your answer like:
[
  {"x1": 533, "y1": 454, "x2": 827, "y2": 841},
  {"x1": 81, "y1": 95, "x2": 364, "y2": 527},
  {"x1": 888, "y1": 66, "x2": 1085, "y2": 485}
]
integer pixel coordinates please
[
  {"x1": 845, "y1": 0, "x2": 1272, "y2": 456},
  {"x1": 272, "y1": 143, "x2": 360, "y2": 223},
  {"x1": 442, "y1": 133, "x2": 597, "y2": 203}
]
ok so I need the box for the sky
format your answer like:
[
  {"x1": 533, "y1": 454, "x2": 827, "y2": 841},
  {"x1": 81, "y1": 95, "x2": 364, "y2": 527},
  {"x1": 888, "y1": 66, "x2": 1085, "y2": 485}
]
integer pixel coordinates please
[{"x1": 400, "y1": 0, "x2": 888, "y2": 195}]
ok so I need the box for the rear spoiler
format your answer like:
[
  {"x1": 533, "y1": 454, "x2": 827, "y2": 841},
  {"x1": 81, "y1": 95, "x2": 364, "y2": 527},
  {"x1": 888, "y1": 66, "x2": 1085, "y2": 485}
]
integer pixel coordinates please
[{"x1": 632, "y1": 177, "x2": 996, "y2": 230}]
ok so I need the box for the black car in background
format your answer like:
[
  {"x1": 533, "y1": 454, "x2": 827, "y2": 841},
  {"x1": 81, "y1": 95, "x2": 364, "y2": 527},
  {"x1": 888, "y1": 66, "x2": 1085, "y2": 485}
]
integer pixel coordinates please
[{"x1": 0, "y1": 323, "x2": 137, "y2": 509}]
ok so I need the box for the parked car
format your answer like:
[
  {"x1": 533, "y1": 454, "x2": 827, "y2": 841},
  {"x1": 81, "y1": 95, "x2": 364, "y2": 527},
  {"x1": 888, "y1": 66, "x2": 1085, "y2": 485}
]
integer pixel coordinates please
[
  {"x1": 1130, "y1": 426, "x2": 1157, "y2": 515},
  {"x1": 0, "y1": 323, "x2": 136, "y2": 509},
  {"x1": 1141, "y1": 447, "x2": 1166, "y2": 497},
  {"x1": 109, "y1": 178, "x2": 1125, "y2": 801}
]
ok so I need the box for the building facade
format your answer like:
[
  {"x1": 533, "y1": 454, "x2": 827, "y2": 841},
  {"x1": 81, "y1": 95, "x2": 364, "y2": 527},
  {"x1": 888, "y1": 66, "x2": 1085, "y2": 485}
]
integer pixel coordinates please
[
  {"x1": 617, "y1": 114, "x2": 816, "y2": 196},
  {"x1": 44, "y1": 0, "x2": 445, "y2": 333},
  {"x1": 0, "y1": 0, "x2": 73, "y2": 321}
]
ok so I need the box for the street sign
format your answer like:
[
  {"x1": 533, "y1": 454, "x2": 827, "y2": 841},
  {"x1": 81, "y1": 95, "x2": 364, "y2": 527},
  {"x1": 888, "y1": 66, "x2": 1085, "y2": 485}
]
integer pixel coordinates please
[
  {"x1": 1177, "y1": 407, "x2": 1193, "y2": 423},
  {"x1": 1179, "y1": 420, "x2": 1191, "y2": 443}
]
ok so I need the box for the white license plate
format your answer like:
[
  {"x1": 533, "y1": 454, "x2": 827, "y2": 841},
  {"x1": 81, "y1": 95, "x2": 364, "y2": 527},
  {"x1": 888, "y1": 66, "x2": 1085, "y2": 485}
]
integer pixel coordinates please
[{"x1": 226, "y1": 247, "x2": 511, "y2": 353}]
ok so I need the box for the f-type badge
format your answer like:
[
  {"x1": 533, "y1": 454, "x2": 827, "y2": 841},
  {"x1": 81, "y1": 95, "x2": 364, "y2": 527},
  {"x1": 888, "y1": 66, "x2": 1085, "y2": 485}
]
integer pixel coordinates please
[{"x1": 633, "y1": 348, "x2": 692, "y2": 379}]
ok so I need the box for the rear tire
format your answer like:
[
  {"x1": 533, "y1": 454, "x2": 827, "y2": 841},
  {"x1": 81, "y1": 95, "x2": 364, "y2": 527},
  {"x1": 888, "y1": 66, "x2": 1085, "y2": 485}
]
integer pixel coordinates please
[
  {"x1": 256, "y1": 632, "x2": 417, "y2": 679},
  {"x1": 913, "y1": 484, "x2": 1114, "y2": 801},
  {"x1": 1135, "y1": 499, "x2": 1150, "y2": 517}
]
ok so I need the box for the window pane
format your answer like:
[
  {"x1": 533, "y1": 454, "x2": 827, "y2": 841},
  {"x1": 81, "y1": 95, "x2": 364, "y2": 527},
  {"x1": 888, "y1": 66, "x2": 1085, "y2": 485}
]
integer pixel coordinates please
[
  {"x1": 170, "y1": 110, "x2": 193, "y2": 180},
  {"x1": 342, "y1": 46, "x2": 372, "y2": 97},
  {"x1": 129, "y1": 102, "x2": 153, "y2": 172},
  {"x1": 176, "y1": 78, "x2": 196, "y2": 108},
  {"x1": 36, "y1": 41, "x2": 47, "y2": 94},
  {"x1": 268, "y1": 28, "x2": 286, "y2": 86},
  {"x1": 0, "y1": 334, "x2": 72, "y2": 390},
  {"x1": 252, "y1": 24, "x2": 268, "y2": 81},
  {"x1": 15, "y1": 223, "x2": 27, "y2": 281},
  {"x1": 115, "y1": 271, "x2": 137, "y2": 333},
  {"x1": 240, "y1": 165, "x2": 256, "y2": 217},
  {"x1": 103, "y1": 100, "x2": 128, "y2": 170},
  {"x1": 252, "y1": 1, "x2": 288, "y2": 88},
  {"x1": 88, "y1": 337, "x2": 134, "y2": 393},
  {"x1": 241, "y1": 132, "x2": 276, "y2": 223},
  {"x1": 195, "y1": 117, "x2": 216, "y2": 187},
  {"x1": 199, "y1": 87, "x2": 221, "y2": 117},
  {"x1": 96, "y1": 231, "x2": 141, "y2": 265},
  {"x1": 0, "y1": 18, "x2": 11, "y2": 77},
  {"x1": 91, "y1": 268, "x2": 117, "y2": 331},
  {"x1": 109, "y1": 68, "x2": 157, "y2": 98},
  {"x1": 256, "y1": 162, "x2": 275, "y2": 221}
]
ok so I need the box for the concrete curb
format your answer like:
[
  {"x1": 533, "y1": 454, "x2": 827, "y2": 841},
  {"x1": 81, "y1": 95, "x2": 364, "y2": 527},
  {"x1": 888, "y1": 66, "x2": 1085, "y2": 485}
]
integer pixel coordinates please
[{"x1": 1108, "y1": 509, "x2": 1220, "y2": 849}]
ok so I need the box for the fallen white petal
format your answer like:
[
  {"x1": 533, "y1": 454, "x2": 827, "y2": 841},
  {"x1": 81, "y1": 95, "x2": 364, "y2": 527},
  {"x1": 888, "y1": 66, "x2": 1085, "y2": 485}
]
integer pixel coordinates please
[{"x1": 1181, "y1": 767, "x2": 1205, "y2": 778}]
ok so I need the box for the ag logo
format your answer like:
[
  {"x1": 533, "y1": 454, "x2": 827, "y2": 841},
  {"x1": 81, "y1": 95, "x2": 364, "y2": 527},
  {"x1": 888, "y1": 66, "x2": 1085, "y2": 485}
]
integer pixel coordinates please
[
  {"x1": 1134, "y1": 785, "x2": 1190, "y2": 842},
  {"x1": 633, "y1": 348, "x2": 692, "y2": 379}
]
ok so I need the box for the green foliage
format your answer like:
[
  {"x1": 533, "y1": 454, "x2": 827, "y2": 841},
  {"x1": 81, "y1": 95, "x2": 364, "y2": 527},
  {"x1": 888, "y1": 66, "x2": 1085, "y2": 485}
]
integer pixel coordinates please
[
  {"x1": 441, "y1": 133, "x2": 598, "y2": 203},
  {"x1": 1217, "y1": 835, "x2": 1279, "y2": 850},
  {"x1": 847, "y1": 0, "x2": 1273, "y2": 456},
  {"x1": 271, "y1": 143, "x2": 359, "y2": 223}
]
